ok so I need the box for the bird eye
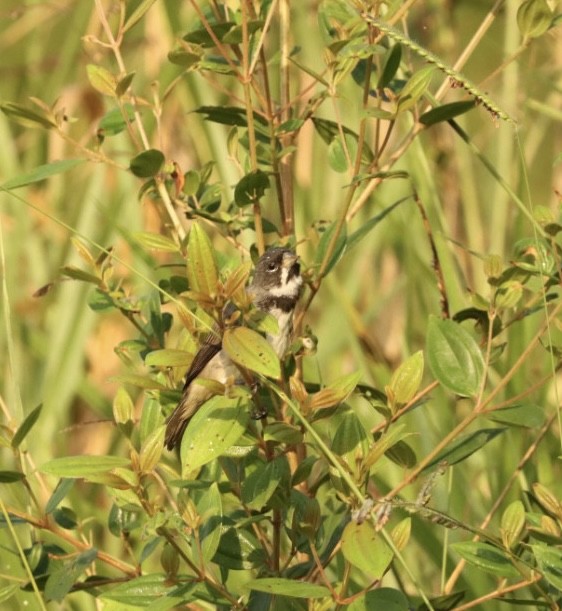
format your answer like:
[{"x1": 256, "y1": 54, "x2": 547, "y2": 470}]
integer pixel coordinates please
[{"x1": 267, "y1": 262, "x2": 278, "y2": 272}]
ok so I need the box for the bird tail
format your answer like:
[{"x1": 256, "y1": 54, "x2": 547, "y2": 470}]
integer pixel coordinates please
[{"x1": 164, "y1": 409, "x2": 190, "y2": 451}]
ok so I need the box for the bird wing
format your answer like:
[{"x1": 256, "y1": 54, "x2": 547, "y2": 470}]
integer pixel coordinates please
[
  {"x1": 181, "y1": 331, "x2": 222, "y2": 389},
  {"x1": 181, "y1": 301, "x2": 237, "y2": 389}
]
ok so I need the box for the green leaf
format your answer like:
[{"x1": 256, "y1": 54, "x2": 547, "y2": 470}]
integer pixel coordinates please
[
  {"x1": 139, "y1": 425, "x2": 165, "y2": 472},
  {"x1": 309, "y1": 371, "x2": 361, "y2": 410},
  {"x1": 116, "y1": 71, "x2": 136, "y2": 97},
  {"x1": 422, "y1": 428, "x2": 505, "y2": 472},
  {"x1": 532, "y1": 545, "x2": 562, "y2": 590},
  {"x1": 86, "y1": 64, "x2": 116, "y2": 96},
  {"x1": 53, "y1": 506, "x2": 77, "y2": 529},
  {"x1": 347, "y1": 196, "x2": 411, "y2": 251},
  {"x1": 451, "y1": 541, "x2": 519, "y2": 578},
  {"x1": 517, "y1": 0, "x2": 553, "y2": 39},
  {"x1": 419, "y1": 100, "x2": 477, "y2": 126},
  {"x1": 40, "y1": 455, "x2": 130, "y2": 478},
  {"x1": 214, "y1": 527, "x2": 267, "y2": 570},
  {"x1": 315, "y1": 221, "x2": 347, "y2": 276},
  {"x1": 129, "y1": 148, "x2": 165, "y2": 178},
  {"x1": 364, "y1": 424, "x2": 410, "y2": 471},
  {"x1": 1, "y1": 158, "x2": 85, "y2": 191},
  {"x1": 197, "y1": 482, "x2": 223, "y2": 562},
  {"x1": 241, "y1": 457, "x2": 290, "y2": 510},
  {"x1": 234, "y1": 170, "x2": 270, "y2": 206},
  {"x1": 98, "y1": 104, "x2": 135, "y2": 136},
  {"x1": 244, "y1": 578, "x2": 330, "y2": 598},
  {"x1": 11, "y1": 404, "x2": 42, "y2": 448},
  {"x1": 112, "y1": 373, "x2": 169, "y2": 390},
  {"x1": 398, "y1": 66, "x2": 435, "y2": 111},
  {"x1": 341, "y1": 520, "x2": 394, "y2": 578},
  {"x1": 426, "y1": 316, "x2": 484, "y2": 396},
  {"x1": 100, "y1": 574, "x2": 176, "y2": 606},
  {"x1": 186, "y1": 222, "x2": 218, "y2": 295},
  {"x1": 378, "y1": 44, "x2": 402, "y2": 89},
  {"x1": 501, "y1": 501, "x2": 525, "y2": 549},
  {"x1": 0, "y1": 471, "x2": 25, "y2": 483},
  {"x1": 223, "y1": 327, "x2": 281, "y2": 379},
  {"x1": 263, "y1": 422, "x2": 303, "y2": 444},
  {"x1": 45, "y1": 479, "x2": 75, "y2": 514},
  {"x1": 487, "y1": 403, "x2": 546, "y2": 428},
  {"x1": 132, "y1": 231, "x2": 179, "y2": 252},
  {"x1": 123, "y1": 0, "x2": 158, "y2": 32},
  {"x1": 388, "y1": 350, "x2": 424, "y2": 405},
  {"x1": 145, "y1": 349, "x2": 193, "y2": 367},
  {"x1": 327, "y1": 138, "x2": 349, "y2": 172},
  {"x1": 0, "y1": 584, "x2": 19, "y2": 605},
  {"x1": 0, "y1": 101, "x2": 56, "y2": 129},
  {"x1": 222, "y1": 20, "x2": 264, "y2": 44},
  {"x1": 181, "y1": 396, "x2": 250, "y2": 473},
  {"x1": 184, "y1": 22, "x2": 236, "y2": 47},
  {"x1": 45, "y1": 548, "x2": 97, "y2": 601},
  {"x1": 349, "y1": 588, "x2": 410, "y2": 611},
  {"x1": 60, "y1": 265, "x2": 102, "y2": 285},
  {"x1": 168, "y1": 48, "x2": 201, "y2": 67}
]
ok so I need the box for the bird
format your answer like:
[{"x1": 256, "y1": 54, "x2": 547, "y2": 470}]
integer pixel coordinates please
[{"x1": 164, "y1": 247, "x2": 303, "y2": 450}]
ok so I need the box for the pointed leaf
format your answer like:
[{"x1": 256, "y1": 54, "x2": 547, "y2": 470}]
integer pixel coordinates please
[
  {"x1": 398, "y1": 66, "x2": 435, "y2": 111},
  {"x1": 388, "y1": 350, "x2": 424, "y2": 405},
  {"x1": 123, "y1": 0, "x2": 158, "y2": 32},
  {"x1": 349, "y1": 588, "x2": 409, "y2": 611},
  {"x1": 40, "y1": 456, "x2": 130, "y2": 478},
  {"x1": 426, "y1": 316, "x2": 484, "y2": 396},
  {"x1": 244, "y1": 578, "x2": 330, "y2": 598},
  {"x1": 186, "y1": 222, "x2": 218, "y2": 296},
  {"x1": 181, "y1": 396, "x2": 249, "y2": 473},
  {"x1": 198, "y1": 482, "x2": 223, "y2": 562},
  {"x1": 223, "y1": 327, "x2": 281, "y2": 379},
  {"x1": 86, "y1": 64, "x2": 116, "y2": 96},
  {"x1": 309, "y1": 371, "x2": 361, "y2": 410},
  {"x1": 241, "y1": 457, "x2": 290, "y2": 510},
  {"x1": 0, "y1": 101, "x2": 56, "y2": 129},
  {"x1": 132, "y1": 231, "x2": 179, "y2": 252},
  {"x1": 315, "y1": 222, "x2": 347, "y2": 276},
  {"x1": 419, "y1": 100, "x2": 476, "y2": 126},
  {"x1": 501, "y1": 501, "x2": 525, "y2": 549},
  {"x1": 11, "y1": 404, "x2": 42, "y2": 448},
  {"x1": 341, "y1": 520, "x2": 394, "y2": 578},
  {"x1": 1, "y1": 159, "x2": 85, "y2": 191},
  {"x1": 532, "y1": 545, "x2": 562, "y2": 590},
  {"x1": 451, "y1": 541, "x2": 519, "y2": 577},
  {"x1": 145, "y1": 349, "x2": 193, "y2": 367},
  {"x1": 45, "y1": 548, "x2": 97, "y2": 601},
  {"x1": 45, "y1": 479, "x2": 75, "y2": 514},
  {"x1": 423, "y1": 428, "x2": 505, "y2": 472},
  {"x1": 378, "y1": 44, "x2": 402, "y2": 89},
  {"x1": 234, "y1": 170, "x2": 270, "y2": 206}
]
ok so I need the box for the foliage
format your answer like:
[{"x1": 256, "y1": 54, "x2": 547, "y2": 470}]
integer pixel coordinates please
[{"x1": 0, "y1": 0, "x2": 561, "y2": 609}]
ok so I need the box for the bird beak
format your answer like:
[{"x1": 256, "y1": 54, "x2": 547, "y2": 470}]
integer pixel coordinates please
[{"x1": 281, "y1": 252, "x2": 298, "y2": 268}]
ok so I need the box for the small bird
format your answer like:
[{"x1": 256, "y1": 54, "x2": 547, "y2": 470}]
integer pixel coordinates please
[{"x1": 164, "y1": 247, "x2": 303, "y2": 450}]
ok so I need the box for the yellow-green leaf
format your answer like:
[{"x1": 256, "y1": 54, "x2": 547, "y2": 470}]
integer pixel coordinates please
[
  {"x1": 139, "y1": 425, "x2": 165, "y2": 472},
  {"x1": 341, "y1": 520, "x2": 394, "y2": 578},
  {"x1": 186, "y1": 223, "x2": 218, "y2": 296},
  {"x1": 223, "y1": 327, "x2": 281, "y2": 379},
  {"x1": 388, "y1": 350, "x2": 424, "y2": 405},
  {"x1": 500, "y1": 500, "x2": 525, "y2": 549},
  {"x1": 309, "y1": 371, "x2": 361, "y2": 410},
  {"x1": 181, "y1": 396, "x2": 249, "y2": 474},
  {"x1": 145, "y1": 349, "x2": 193, "y2": 367},
  {"x1": 132, "y1": 231, "x2": 179, "y2": 252},
  {"x1": 86, "y1": 64, "x2": 117, "y2": 96}
]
